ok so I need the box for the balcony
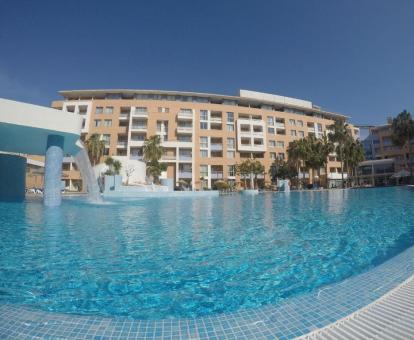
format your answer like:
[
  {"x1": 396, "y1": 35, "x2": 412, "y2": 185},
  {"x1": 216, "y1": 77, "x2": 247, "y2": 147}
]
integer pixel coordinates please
[
  {"x1": 161, "y1": 155, "x2": 176, "y2": 161},
  {"x1": 119, "y1": 113, "x2": 129, "y2": 120},
  {"x1": 210, "y1": 117, "x2": 222, "y2": 124},
  {"x1": 275, "y1": 122, "x2": 285, "y2": 129},
  {"x1": 179, "y1": 154, "x2": 192, "y2": 161},
  {"x1": 178, "y1": 171, "x2": 192, "y2": 179},
  {"x1": 117, "y1": 141, "x2": 127, "y2": 148},
  {"x1": 211, "y1": 171, "x2": 223, "y2": 179},
  {"x1": 176, "y1": 126, "x2": 193, "y2": 134},
  {"x1": 132, "y1": 110, "x2": 148, "y2": 118},
  {"x1": 210, "y1": 143, "x2": 223, "y2": 151},
  {"x1": 131, "y1": 125, "x2": 147, "y2": 132},
  {"x1": 177, "y1": 111, "x2": 193, "y2": 120}
]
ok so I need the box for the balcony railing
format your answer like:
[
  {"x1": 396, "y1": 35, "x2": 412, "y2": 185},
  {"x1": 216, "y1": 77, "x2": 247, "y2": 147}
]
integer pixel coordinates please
[
  {"x1": 178, "y1": 171, "x2": 192, "y2": 179},
  {"x1": 178, "y1": 111, "x2": 193, "y2": 119},
  {"x1": 161, "y1": 155, "x2": 176, "y2": 161},
  {"x1": 179, "y1": 155, "x2": 192, "y2": 161},
  {"x1": 210, "y1": 117, "x2": 222, "y2": 123},
  {"x1": 211, "y1": 171, "x2": 223, "y2": 179},
  {"x1": 210, "y1": 143, "x2": 223, "y2": 151},
  {"x1": 275, "y1": 122, "x2": 285, "y2": 129},
  {"x1": 176, "y1": 126, "x2": 193, "y2": 134},
  {"x1": 117, "y1": 141, "x2": 127, "y2": 148},
  {"x1": 132, "y1": 110, "x2": 148, "y2": 117},
  {"x1": 131, "y1": 125, "x2": 147, "y2": 131},
  {"x1": 119, "y1": 113, "x2": 129, "y2": 119}
]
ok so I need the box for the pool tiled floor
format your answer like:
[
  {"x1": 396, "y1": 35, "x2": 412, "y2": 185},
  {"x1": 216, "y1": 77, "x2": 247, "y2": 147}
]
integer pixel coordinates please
[{"x1": 1, "y1": 245, "x2": 414, "y2": 339}]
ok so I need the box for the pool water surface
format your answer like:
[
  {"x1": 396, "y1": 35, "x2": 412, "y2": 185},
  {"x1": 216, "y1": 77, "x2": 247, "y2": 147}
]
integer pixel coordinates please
[{"x1": 0, "y1": 187, "x2": 413, "y2": 319}]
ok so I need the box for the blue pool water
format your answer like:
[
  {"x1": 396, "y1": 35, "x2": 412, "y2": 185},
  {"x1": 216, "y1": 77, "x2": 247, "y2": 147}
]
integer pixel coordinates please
[{"x1": 1, "y1": 187, "x2": 414, "y2": 320}]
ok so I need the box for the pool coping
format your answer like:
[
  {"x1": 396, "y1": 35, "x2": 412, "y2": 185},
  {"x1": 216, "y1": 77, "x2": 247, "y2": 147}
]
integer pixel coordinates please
[{"x1": 1, "y1": 242, "x2": 414, "y2": 340}]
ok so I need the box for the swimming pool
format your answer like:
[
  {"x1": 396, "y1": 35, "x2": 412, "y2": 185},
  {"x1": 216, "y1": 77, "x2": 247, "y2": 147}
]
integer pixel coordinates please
[{"x1": 1, "y1": 187, "x2": 413, "y2": 320}]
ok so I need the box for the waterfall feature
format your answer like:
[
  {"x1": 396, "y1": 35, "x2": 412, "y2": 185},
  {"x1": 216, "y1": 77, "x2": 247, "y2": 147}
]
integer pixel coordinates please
[{"x1": 74, "y1": 146, "x2": 102, "y2": 203}]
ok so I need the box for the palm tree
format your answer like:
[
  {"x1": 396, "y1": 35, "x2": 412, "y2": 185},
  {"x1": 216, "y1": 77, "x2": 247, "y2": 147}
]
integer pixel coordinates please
[
  {"x1": 318, "y1": 134, "x2": 334, "y2": 188},
  {"x1": 287, "y1": 138, "x2": 308, "y2": 188},
  {"x1": 328, "y1": 120, "x2": 351, "y2": 188},
  {"x1": 251, "y1": 160, "x2": 265, "y2": 189},
  {"x1": 146, "y1": 160, "x2": 167, "y2": 184},
  {"x1": 113, "y1": 160, "x2": 122, "y2": 175},
  {"x1": 85, "y1": 134, "x2": 105, "y2": 166},
  {"x1": 391, "y1": 110, "x2": 414, "y2": 175},
  {"x1": 345, "y1": 140, "x2": 365, "y2": 186},
  {"x1": 143, "y1": 135, "x2": 165, "y2": 183},
  {"x1": 143, "y1": 135, "x2": 163, "y2": 163},
  {"x1": 237, "y1": 159, "x2": 251, "y2": 189}
]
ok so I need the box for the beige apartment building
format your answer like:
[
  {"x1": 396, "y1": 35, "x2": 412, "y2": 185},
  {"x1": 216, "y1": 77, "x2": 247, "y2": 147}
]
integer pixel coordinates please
[{"x1": 51, "y1": 89, "x2": 359, "y2": 190}]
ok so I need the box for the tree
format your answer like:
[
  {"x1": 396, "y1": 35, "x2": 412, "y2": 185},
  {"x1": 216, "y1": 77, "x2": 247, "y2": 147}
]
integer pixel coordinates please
[
  {"x1": 251, "y1": 160, "x2": 265, "y2": 189},
  {"x1": 146, "y1": 160, "x2": 167, "y2": 184},
  {"x1": 142, "y1": 135, "x2": 165, "y2": 184},
  {"x1": 270, "y1": 159, "x2": 298, "y2": 181},
  {"x1": 328, "y1": 120, "x2": 352, "y2": 188},
  {"x1": 113, "y1": 160, "x2": 122, "y2": 175},
  {"x1": 287, "y1": 138, "x2": 308, "y2": 188},
  {"x1": 143, "y1": 135, "x2": 163, "y2": 163},
  {"x1": 391, "y1": 110, "x2": 414, "y2": 175},
  {"x1": 236, "y1": 159, "x2": 251, "y2": 188},
  {"x1": 85, "y1": 134, "x2": 105, "y2": 166},
  {"x1": 305, "y1": 135, "x2": 333, "y2": 188},
  {"x1": 345, "y1": 140, "x2": 365, "y2": 186}
]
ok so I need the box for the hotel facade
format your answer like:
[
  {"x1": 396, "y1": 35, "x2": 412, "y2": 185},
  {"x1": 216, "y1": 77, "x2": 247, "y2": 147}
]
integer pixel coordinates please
[{"x1": 51, "y1": 89, "x2": 359, "y2": 190}]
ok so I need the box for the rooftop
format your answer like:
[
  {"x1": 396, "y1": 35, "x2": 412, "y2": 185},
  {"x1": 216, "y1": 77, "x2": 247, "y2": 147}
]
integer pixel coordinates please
[{"x1": 57, "y1": 89, "x2": 349, "y2": 120}]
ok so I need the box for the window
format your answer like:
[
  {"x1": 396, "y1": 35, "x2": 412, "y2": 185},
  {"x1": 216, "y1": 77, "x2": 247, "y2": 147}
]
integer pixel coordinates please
[
  {"x1": 227, "y1": 124, "x2": 235, "y2": 132},
  {"x1": 227, "y1": 151, "x2": 235, "y2": 159},
  {"x1": 330, "y1": 167, "x2": 336, "y2": 173},
  {"x1": 298, "y1": 131, "x2": 304, "y2": 138},
  {"x1": 297, "y1": 120, "x2": 303, "y2": 127},
  {"x1": 276, "y1": 141, "x2": 284, "y2": 148},
  {"x1": 270, "y1": 152, "x2": 276, "y2": 160},
  {"x1": 104, "y1": 106, "x2": 113, "y2": 114},
  {"x1": 200, "y1": 165, "x2": 208, "y2": 177},
  {"x1": 227, "y1": 138, "x2": 235, "y2": 149},
  {"x1": 96, "y1": 107, "x2": 103, "y2": 114},
  {"x1": 291, "y1": 130, "x2": 297, "y2": 137},
  {"x1": 200, "y1": 110, "x2": 208, "y2": 121},
  {"x1": 200, "y1": 150, "x2": 208, "y2": 158},
  {"x1": 289, "y1": 119, "x2": 296, "y2": 125},
  {"x1": 317, "y1": 123, "x2": 323, "y2": 132},
  {"x1": 267, "y1": 116, "x2": 274, "y2": 125},
  {"x1": 200, "y1": 122, "x2": 208, "y2": 130},
  {"x1": 180, "y1": 108, "x2": 192, "y2": 114},
  {"x1": 94, "y1": 119, "x2": 102, "y2": 127},
  {"x1": 329, "y1": 156, "x2": 336, "y2": 162},
  {"x1": 269, "y1": 140, "x2": 276, "y2": 147},
  {"x1": 102, "y1": 134, "x2": 111, "y2": 145},
  {"x1": 103, "y1": 119, "x2": 112, "y2": 127},
  {"x1": 227, "y1": 112, "x2": 234, "y2": 123},
  {"x1": 268, "y1": 127, "x2": 275, "y2": 134},
  {"x1": 135, "y1": 107, "x2": 147, "y2": 113},
  {"x1": 277, "y1": 153, "x2": 285, "y2": 160},
  {"x1": 158, "y1": 107, "x2": 169, "y2": 113},
  {"x1": 228, "y1": 165, "x2": 236, "y2": 177},
  {"x1": 200, "y1": 137, "x2": 208, "y2": 149}
]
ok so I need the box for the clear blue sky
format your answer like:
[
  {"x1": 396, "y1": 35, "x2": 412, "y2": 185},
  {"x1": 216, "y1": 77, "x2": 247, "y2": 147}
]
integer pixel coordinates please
[{"x1": 0, "y1": 0, "x2": 413, "y2": 125}]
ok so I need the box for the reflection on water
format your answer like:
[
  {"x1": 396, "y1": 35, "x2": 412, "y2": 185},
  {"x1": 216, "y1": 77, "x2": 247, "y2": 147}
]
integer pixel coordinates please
[{"x1": 1, "y1": 187, "x2": 414, "y2": 319}]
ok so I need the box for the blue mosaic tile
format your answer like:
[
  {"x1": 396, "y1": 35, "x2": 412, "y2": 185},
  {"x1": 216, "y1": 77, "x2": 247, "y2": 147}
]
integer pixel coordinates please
[{"x1": 1, "y1": 244, "x2": 414, "y2": 339}]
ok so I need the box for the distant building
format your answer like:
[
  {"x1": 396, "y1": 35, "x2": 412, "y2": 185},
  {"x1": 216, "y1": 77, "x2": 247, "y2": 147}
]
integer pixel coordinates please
[{"x1": 48, "y1": 89, "x2": 359, "y2": 190}]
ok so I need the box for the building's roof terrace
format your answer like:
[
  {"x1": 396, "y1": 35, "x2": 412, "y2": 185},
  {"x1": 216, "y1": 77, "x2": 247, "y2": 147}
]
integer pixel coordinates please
[{"x1": 57, "y1": 89, "x2": 349, "y2": 120}]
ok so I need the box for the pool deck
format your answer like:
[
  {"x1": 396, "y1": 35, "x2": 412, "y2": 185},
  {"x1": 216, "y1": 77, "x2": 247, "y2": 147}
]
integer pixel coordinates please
[{"x1": 1, "y1": 245, "x2": 414, "y2": 339}]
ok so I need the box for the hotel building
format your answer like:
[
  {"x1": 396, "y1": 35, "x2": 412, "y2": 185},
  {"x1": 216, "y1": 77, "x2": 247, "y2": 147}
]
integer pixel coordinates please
[{"x1": 51, "y1": 89, "x2": 359, "y2": 190}]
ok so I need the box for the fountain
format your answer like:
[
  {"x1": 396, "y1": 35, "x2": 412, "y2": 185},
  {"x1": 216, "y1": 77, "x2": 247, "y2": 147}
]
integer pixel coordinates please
[{"x1": 74, "y1": 143, "x2": 102, "y2": 203}]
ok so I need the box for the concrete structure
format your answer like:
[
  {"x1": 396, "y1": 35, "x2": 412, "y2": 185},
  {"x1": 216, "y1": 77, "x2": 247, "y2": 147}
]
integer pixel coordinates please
[
  {"x1": 51, "y1": 89, "x2": 359, "y2": 190},
  {"x1": 0, "y1": 98, "x2": 82, "y2": 204}
]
